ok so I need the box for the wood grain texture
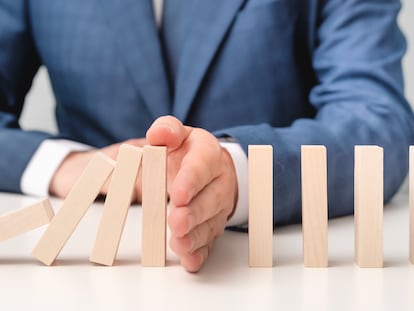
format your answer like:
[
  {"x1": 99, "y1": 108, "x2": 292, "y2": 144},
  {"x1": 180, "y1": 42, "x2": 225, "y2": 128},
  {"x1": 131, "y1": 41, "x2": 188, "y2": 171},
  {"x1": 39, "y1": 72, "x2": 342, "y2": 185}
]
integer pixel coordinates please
[
  {"x1": 90, "y1": 145, "x2": 142, "y2": 266},
  {"x1": 301, "y1": 146, "x2": 328, "y2": 267},
  {"x1": 0, "y1": 199, "x2": 54, "y2": 241},
  {"x1": 354, "y1": 146, "x2": 383, "y2": 268},
  {"x1": 32, "y1": 153, "x2": 115, "y2": 266},
  {"x1": 141, "y1": 146, "x2": 167, "y2": 267},
  {"x1": 248, "y1": 145, "x2": 273, "y2": 267}
]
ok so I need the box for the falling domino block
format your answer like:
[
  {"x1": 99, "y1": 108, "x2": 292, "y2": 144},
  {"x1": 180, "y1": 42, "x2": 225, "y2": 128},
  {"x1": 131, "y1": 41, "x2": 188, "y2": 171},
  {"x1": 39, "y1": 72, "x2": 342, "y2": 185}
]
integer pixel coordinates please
[
  {"x1": 141, "y1": 145, "x2": 167, "y2": 267},
  {"x1": 410, "y1": 146, "x2": 414, "y2": 264},
  {"x1": 248, "y1": 145, "x2": 273, "y2": 267},
  {"x1": 354, "y1": 146, "x2": 383, "y2": 268},
  {"x1": 301, "y1": 146, "x2": 328, "y2": 267},
  {"x1": 32, "y1": 153, "x2": 115, "y2": 266},
  {"x1": 90, "y1": 144, "x2": 143, "y2": 266},
  {"x1": 0, "y1": 199, "x2": 54, "y2": 241}
]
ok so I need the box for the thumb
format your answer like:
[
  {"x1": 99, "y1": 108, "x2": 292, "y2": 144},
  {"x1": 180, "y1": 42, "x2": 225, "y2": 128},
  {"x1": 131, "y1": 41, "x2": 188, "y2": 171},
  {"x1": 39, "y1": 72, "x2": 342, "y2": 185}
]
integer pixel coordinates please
[{"x1": 146, "y1": 115, "x2": 189, "y2": 150}]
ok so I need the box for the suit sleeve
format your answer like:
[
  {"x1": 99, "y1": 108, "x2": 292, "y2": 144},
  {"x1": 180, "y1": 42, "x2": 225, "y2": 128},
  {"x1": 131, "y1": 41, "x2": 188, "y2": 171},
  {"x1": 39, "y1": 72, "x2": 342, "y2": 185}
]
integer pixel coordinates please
[
  {"x1": 216, "y1": 0, "x2": 414, "y2": 225},
  {"x1": 0, "y1": 1, "x2": 53, "y2": 192}
]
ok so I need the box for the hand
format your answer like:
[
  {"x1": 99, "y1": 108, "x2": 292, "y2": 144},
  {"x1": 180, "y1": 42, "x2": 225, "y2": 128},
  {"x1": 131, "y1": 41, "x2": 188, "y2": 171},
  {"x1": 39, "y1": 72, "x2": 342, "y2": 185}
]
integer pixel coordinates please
[
  {"x1": 146, "y1": 116, "x2": 238, "y2": 272},
  {"x1": 49, "y1": 138, "x2": 147, "y2": 201}
]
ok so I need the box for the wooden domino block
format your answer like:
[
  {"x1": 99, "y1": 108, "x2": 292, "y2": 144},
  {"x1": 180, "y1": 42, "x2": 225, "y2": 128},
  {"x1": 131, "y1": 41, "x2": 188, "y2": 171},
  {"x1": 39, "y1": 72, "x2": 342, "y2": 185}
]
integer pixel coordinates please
[
  {"x1": 248, "y1": 145, "x2": 273, "y2": 267},
  {"x1": 301, "y1": 146, "x2": 328, "y2": 267},
  {"x1": 410, "y1": 146, "x2": 414, "y2": 264},
  {"x1": 32, "y1": 153, "x2": 115, "y2": 266},
  {"x1": 141, "y1": 146, "x2": 167, "y2": 267},
  {"x1": 90, "y1": 145, "x2": 142, "y2": 266},
  {"x1": 354, "y1": 146, "x2": 383, "y2": 268},
  {"x1": 0, "y1": 199, "x2": 54, "y2": 241}
]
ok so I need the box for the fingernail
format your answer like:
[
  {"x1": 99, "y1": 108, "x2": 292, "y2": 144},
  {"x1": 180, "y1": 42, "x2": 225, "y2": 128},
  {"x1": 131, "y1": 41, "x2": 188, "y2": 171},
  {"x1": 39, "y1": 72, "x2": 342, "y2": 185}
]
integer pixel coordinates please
[{"x1": 155, "y1": 123, "x2": 174, "y2": 134}]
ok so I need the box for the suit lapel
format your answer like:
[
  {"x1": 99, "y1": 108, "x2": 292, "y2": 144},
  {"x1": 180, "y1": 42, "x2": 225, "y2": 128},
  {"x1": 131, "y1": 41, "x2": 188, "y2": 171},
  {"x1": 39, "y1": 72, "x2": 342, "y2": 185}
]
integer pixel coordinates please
[
  {"x1": 99, "y1": 0, "x2": 171, "y2": 119},
  {"x1": 173, "y1": 0, "x2": 246, "y2": 121}
]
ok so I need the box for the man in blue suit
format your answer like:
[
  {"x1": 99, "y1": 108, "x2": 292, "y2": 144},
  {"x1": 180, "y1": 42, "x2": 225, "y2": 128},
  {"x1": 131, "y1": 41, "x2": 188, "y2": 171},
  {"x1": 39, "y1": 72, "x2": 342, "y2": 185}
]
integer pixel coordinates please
[{"x1": 0, "y1": 0, "x2": 413, "y2": 271}]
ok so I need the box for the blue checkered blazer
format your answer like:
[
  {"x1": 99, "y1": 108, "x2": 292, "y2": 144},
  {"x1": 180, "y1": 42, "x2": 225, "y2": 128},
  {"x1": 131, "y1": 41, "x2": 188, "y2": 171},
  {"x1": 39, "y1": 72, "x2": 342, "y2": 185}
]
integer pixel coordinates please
[{"x1": 0, "y1": 0, "x2": 413, "y2": 224}]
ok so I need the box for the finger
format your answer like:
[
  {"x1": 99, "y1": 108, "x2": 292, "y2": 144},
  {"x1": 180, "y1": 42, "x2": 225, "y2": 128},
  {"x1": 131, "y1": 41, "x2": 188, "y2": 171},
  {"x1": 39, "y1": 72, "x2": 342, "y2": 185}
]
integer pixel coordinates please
[
  {"x1": 146, "y1": 115, "x2": 189, "y2": 151},
  {"x1": 187, "y1": 209, "x2": 227, "y2": 253},
  {"x1": 180, "y1": 241, "x2": 214, "y2": 273},
  {"x1": 170, "y1": 130, "x2": 222, "y2": 207},
  {"x1": 169, "y1": 234, "x2": 192, "y2": 257},
  {"x1": 168, "y1": 177, "x2": 226, "y2": 237},
  {"x1": 169, "y1": 209, "x2": 228, "y2": 255}
]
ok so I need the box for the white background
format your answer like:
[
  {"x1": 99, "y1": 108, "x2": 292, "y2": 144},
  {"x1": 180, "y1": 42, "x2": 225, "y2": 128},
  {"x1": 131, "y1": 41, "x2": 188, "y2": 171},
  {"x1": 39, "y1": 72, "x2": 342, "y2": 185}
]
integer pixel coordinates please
[{"x1": 20, "y1": 1, "x2": 414, "y2": 132}]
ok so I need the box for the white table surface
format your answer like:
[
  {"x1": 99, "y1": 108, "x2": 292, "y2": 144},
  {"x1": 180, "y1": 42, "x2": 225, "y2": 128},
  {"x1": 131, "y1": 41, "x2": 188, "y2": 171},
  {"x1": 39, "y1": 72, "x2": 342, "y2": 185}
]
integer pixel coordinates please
[{"x1": 0, "y1": 184, "x2": 413, "y2": 311}]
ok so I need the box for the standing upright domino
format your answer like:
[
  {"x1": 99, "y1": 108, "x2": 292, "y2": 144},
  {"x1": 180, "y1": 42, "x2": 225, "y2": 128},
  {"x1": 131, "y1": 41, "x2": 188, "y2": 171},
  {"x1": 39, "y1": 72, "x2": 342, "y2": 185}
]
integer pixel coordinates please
[
  {"x1": 248, "y1": 145, "x2": 273, "y2": 267},
  {"x1": 90, "y1": 144, "x2": 143, "y2": 266},
  {"x1": 32, "y1": 153, "x2": 115, "y2": 266},
  {"x1": 141, "y1": 145, "x2": 167, "y2": 267},
  {"x1": 410, "y1": 146, "x2": 414, "y2": 264},
  {"x1": 301, "y1": 146, "x2": 328, "y2": 267},
  {"x1": 354, "y1": 146, "x2": 383, "y2": 268},
  {"x1": 0, "y1": 199, "x2": 54, "y2": 242}
]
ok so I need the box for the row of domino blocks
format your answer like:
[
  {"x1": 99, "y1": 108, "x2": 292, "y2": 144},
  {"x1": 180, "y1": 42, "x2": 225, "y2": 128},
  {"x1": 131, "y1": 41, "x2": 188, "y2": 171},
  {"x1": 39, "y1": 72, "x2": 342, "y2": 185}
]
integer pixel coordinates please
[
  {"x1": 32, "y1": 144, "x2": 167, "y2": 266},
  {"x1": 251, "y1": 145, "x2": 390, "y2": 268},
  {"x1": 0, "y1": 144, "x2": 413, "y2": 268},
  {"x1": 0, "y1": 145, "x2": 167, "y2": 266}
]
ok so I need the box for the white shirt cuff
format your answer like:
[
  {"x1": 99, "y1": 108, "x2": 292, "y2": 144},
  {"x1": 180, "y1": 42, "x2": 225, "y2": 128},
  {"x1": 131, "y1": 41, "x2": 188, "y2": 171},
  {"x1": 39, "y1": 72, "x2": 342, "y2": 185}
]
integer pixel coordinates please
[
  {"x1": 220, "y1": 141, "x2": 248, "y2": 227},
  {"x1": 20, "y1": 139, "x2": 93, "y2": 196}
]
